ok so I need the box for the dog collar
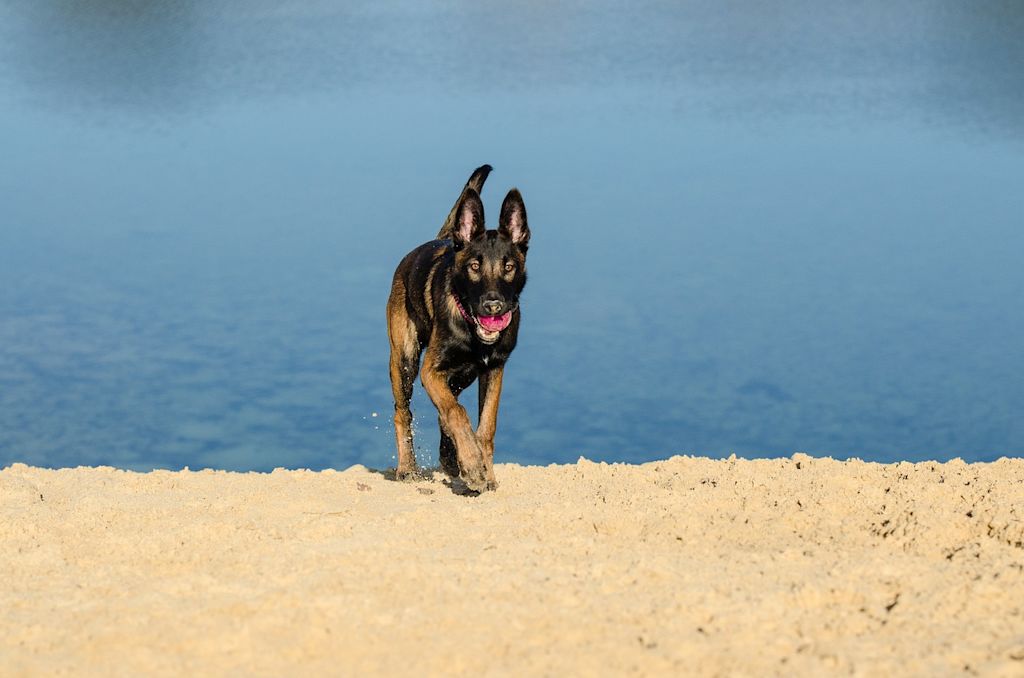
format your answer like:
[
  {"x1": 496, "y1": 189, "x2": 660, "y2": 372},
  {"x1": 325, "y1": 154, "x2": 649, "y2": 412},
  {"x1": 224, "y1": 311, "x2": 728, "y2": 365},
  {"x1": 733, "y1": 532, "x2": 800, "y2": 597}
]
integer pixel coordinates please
[{"x1": 452, "y1": 293, "x2": 474, "y2": 325}]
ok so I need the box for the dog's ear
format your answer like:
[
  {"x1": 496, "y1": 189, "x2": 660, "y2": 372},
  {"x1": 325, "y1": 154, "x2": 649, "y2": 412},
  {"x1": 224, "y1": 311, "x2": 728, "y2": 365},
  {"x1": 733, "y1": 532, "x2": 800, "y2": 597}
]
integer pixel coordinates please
[
  {"x1": 438, "y1": 165, "x2": 492, "y2": 240},
  {"x1": 498, "y1": 189, "x2": 529, "y2": 249},
  {"x1": 453, "y1": 188, "x2": 485, "y2": 246}
]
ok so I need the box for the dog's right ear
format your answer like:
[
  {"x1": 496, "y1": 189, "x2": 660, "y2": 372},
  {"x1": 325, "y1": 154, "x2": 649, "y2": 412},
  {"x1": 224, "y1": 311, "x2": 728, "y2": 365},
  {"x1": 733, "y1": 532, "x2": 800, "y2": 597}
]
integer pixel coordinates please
[
  {"x1": 452, "y1": 188, "x2": 485, "y2": 247},
  {"x1": 498, "y1": 189, "x2": 529, "y2": 249}
]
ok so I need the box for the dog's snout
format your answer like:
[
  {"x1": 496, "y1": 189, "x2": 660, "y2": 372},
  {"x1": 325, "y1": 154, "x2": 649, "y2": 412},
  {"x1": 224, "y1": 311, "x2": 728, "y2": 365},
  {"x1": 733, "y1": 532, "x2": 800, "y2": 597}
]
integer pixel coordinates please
[{"x1": 480, "y1": 293, "x2": 505, "y2": 316}]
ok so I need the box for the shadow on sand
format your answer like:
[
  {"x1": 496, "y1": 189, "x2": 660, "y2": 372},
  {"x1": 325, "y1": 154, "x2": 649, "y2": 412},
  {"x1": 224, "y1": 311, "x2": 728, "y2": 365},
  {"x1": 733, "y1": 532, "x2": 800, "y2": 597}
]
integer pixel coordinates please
[{"x1": 368, "y1": 466, "x2": 482, "y2": 497}]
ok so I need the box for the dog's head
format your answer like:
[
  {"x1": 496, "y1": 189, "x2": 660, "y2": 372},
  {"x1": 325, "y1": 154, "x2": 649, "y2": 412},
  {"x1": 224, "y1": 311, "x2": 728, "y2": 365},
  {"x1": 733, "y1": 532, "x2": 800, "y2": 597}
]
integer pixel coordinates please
[{"x1": 449, "y1": 188, "x2": 529, "y2": 344}]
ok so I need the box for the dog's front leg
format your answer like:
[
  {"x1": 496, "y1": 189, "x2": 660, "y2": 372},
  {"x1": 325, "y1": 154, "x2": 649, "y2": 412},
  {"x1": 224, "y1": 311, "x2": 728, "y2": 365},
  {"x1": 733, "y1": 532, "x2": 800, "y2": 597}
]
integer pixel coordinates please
[
  {"x1": 477, "y1": 366, "x2": 503, "y2": 491},
  {"x1": 420, "y1": 355, "x2": 489, "y2": 492}
]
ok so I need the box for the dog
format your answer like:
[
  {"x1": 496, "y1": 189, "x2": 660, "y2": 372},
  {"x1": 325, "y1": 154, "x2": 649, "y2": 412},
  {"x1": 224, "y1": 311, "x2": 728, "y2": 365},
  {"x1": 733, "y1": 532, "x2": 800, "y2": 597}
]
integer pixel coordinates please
[{"x1": 386, "y1": 165, "x2": 530, "y2": 492}]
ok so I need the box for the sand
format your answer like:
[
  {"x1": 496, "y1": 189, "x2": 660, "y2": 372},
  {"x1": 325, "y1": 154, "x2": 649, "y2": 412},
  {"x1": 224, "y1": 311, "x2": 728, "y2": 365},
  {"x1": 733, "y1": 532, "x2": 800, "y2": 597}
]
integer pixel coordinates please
[{"x1": 2, "y1": 455, "x2": 1023, "y2": 676}]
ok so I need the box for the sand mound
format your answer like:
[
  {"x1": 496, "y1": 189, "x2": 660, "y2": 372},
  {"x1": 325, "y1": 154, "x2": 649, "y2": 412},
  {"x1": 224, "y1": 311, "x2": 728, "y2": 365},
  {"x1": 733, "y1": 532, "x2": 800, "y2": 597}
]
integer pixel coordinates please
[{"x1": 2, "y1": 455, "x2": 1023, "y2": 675}]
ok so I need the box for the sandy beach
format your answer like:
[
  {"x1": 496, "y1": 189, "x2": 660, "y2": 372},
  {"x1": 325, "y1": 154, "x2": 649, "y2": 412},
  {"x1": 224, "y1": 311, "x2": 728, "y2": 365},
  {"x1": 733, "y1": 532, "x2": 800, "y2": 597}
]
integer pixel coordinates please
[{"x1": 2, "y1": 455, "x2": 1023, "y2": 676}]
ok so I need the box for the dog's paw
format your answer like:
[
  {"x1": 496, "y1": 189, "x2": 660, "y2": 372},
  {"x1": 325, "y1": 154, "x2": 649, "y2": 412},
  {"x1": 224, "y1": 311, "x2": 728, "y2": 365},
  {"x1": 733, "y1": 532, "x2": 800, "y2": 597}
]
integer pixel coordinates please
[
  {"x1": 394, "y1": 467, "x2": 420, "y2": 482},
  {"x1": 483, "y1": 468, "x2": 499, "y2": 492},
  {"x1": 460, "y1": 469, "x2": 490, "y2": 493}
]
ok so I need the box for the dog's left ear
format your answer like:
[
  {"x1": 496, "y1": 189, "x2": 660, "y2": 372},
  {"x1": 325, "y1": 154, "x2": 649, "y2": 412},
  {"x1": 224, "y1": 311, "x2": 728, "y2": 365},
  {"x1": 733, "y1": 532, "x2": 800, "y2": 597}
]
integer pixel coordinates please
[
  {"x1": 498, "y1": 189, "x2": 529, "y2": 249},
  {"x1": 453, "y1": 188, "x2": 486, "y2": 247}
]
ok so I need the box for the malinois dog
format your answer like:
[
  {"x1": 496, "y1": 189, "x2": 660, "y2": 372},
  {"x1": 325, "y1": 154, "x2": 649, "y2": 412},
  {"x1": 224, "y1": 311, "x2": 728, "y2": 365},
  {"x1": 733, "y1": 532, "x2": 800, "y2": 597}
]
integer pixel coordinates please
[{"x1": 386, "y1": 165, "x2": 529, "y2": 492}]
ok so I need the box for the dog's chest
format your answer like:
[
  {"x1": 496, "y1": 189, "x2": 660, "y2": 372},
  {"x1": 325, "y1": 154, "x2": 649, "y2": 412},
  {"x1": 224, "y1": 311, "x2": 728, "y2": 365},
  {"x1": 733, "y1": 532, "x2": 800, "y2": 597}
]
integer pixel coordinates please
[{"x1": 439, "y1": 340, "x2": 509, "y2": 375}]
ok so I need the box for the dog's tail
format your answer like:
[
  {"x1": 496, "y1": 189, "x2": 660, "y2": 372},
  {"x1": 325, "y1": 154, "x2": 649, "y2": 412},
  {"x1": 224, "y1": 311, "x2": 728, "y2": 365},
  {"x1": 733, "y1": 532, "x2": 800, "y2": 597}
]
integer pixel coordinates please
[{"x1": 437, "y1": 164, "x2": 493, "y2": 240}]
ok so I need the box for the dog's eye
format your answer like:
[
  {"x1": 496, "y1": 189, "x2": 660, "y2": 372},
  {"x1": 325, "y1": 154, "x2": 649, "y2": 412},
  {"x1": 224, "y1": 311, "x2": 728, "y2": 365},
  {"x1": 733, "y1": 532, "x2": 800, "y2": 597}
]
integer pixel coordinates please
[
  {"x1": 469, "y1": 261, "x2": 480, "y2": 272},
  {"x1": 504, "y1": 262, "x2": 515, "y2": 273}
]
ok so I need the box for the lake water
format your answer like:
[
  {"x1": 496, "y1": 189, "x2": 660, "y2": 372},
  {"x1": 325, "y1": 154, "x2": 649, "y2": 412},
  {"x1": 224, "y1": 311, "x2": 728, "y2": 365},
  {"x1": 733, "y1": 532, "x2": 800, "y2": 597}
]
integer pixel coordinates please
[{"x1": 1, "y1": 1, "x2": 1022, "y2": 471}]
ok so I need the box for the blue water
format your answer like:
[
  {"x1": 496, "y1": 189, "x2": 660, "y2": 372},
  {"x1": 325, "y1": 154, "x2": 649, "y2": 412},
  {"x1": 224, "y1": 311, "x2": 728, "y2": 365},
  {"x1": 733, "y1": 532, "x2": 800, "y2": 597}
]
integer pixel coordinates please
[{"x1": 1, "y1": 1, "x2": 1022, "y2": 471}]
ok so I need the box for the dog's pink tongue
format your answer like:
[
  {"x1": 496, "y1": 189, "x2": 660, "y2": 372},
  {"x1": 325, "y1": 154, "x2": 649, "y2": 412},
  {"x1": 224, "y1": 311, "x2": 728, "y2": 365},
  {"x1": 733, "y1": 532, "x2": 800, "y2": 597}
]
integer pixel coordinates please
[{"x1": 478, "y1": 312, "x2": 512, "y2": 332}]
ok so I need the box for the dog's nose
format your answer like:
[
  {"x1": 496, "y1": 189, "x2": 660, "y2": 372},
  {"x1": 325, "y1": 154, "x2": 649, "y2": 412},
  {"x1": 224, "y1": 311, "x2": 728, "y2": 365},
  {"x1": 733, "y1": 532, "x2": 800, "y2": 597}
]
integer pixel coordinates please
[{"x1": 481, "y1": 298, "x2": 504, "y2": 316}]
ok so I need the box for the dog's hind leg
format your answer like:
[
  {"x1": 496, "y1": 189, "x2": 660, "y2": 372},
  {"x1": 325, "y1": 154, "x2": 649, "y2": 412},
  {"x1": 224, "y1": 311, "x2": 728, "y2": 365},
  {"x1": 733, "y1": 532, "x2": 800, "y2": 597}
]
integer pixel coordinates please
[
  {"x1": 438, "y1": 426, "x2": 459, "y2": 479},
  {"x1": 390, "y1": 349, "x2": 419, "y2": 480},
  {"x1": 388, "y1": 299, "x2": 421, "y2": 481}
]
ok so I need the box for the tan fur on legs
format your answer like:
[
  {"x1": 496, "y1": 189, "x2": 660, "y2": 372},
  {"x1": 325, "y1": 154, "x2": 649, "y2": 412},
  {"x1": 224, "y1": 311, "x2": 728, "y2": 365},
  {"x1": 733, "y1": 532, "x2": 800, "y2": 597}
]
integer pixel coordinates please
[
  {"x1": 419, "y1": 344, "x2": 488, "y2": 492},
  {"x1": 477, "y1": 367, "x2": 503, "y2": 490},
  {"x1": 387, "y1": 281, "x2": 420, "y2": 480}
]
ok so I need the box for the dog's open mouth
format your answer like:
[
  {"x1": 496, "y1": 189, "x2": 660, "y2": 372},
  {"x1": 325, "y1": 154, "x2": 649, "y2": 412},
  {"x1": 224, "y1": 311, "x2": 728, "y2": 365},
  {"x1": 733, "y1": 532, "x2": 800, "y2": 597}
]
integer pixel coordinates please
[
  {"x1": 474, "y1": 311, "x2": 512, "y2": 343},
  {"x1": 452, "y1": 293, "x2": 513, "y2": 344},
  {"x1": 478, "y1": 312, "x2": 512, "y2": 333}
]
